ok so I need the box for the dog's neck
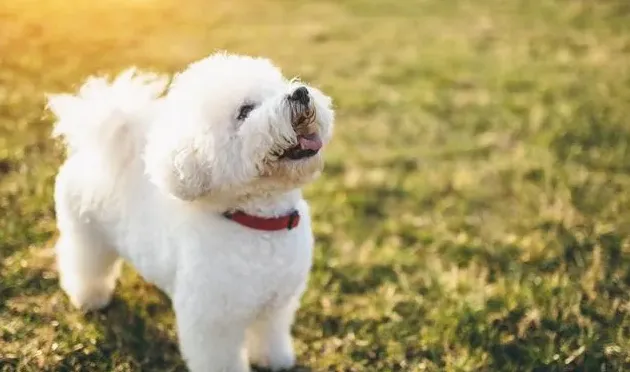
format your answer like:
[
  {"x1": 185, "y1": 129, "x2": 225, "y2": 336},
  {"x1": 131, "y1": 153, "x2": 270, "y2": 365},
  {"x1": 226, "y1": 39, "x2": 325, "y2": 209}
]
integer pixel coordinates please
[{"x1": 231, "y1": 189, "x2": 303, "y2": 218}]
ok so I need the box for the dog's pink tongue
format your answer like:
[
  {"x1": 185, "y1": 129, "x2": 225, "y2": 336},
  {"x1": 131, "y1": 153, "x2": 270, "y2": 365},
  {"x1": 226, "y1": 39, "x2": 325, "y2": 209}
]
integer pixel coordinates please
[{"x1": 298, "y1": 133, "x2": 323, "y2": 151}]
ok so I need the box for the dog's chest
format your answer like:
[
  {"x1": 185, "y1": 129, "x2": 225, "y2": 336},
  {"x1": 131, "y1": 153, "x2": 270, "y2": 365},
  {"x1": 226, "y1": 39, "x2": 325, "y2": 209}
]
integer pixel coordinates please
[
  {"x1": 249, "y1": 239, "x2": 311, "y2": 307},
  {"x1": 224, "y1": 230, "x2": 312, "y2": 315}
]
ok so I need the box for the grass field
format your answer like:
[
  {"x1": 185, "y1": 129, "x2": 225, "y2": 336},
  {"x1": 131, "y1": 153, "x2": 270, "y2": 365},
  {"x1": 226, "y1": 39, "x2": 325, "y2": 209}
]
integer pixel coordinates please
[{"x1": 1, "y1": 0, "x2": 630, "y2": 370}]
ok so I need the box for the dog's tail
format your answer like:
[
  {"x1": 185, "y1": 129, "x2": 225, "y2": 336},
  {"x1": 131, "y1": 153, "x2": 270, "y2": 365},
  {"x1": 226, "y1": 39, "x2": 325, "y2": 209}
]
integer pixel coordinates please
[{"x1": 47, "y1": 68, "x2": 169, "y2": 171}]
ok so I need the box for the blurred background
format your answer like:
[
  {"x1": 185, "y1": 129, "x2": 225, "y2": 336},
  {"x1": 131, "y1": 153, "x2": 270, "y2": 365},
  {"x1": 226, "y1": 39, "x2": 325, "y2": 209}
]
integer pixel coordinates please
[{"x1": 1, "y1": 0, "x2": 629, "y2": 371}]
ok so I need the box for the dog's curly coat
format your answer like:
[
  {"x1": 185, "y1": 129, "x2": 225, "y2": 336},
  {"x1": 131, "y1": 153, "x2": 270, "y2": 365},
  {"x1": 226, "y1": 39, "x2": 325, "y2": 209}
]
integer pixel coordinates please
[{"x1": 47, "y1": 52, "x2": 334, "y2": 372}]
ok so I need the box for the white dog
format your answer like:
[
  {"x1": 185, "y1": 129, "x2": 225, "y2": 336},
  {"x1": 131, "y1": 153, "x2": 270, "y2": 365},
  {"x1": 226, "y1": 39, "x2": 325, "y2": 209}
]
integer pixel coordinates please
[{"x1": 47, "y1": 52, "x2": 334, "y2": 372}]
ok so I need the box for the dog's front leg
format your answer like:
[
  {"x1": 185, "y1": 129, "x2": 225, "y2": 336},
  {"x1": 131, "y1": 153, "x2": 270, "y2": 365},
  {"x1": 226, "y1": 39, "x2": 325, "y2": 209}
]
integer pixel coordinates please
[
  {"x1": 246, "y1": 299, "x2": 298, "y2": 371},
  {"x1": 174, "y1": 296, "x2": 250, "y2": 372}
]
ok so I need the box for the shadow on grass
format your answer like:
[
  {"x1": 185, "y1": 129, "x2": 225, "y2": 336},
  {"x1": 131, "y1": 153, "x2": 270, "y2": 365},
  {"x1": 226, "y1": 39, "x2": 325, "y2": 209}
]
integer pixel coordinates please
[{"x1": 83, "y1": 293, "x2": 186, "y2": 371}]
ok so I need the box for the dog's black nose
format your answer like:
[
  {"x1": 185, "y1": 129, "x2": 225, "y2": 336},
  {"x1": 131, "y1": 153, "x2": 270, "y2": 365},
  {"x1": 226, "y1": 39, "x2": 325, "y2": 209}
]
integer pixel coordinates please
[{"x1": 289, "y1": 87, "x2": 310, "y2": 105}]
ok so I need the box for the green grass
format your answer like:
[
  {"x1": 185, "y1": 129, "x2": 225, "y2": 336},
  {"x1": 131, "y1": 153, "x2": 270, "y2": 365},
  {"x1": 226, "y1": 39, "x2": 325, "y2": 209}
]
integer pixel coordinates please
[{"x1": 1, "y1": 0, "x2": 630, "y2": 370}]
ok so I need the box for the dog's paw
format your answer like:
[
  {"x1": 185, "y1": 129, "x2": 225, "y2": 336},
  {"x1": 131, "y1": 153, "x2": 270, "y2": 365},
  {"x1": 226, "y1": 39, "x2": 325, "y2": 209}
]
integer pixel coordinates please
[
  {"x1": 62, "y1": 281, "x2": 114, "y2": 311},
  {"x1": 250, "y1": 348, "x2": 296, "y2": 371}
]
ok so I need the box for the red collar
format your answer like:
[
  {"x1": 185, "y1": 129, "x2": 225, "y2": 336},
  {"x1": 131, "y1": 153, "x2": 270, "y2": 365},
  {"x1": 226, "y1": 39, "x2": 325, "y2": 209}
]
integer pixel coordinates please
[{"x1": 222, "y1": 210, "x2": 300, "y2": 231}]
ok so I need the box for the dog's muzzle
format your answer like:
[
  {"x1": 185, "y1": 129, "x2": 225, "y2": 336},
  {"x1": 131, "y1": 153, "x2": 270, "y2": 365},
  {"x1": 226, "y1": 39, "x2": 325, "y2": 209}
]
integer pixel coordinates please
[{"x1": 280, "y1": 87, "x2": 322, "y2": 160}]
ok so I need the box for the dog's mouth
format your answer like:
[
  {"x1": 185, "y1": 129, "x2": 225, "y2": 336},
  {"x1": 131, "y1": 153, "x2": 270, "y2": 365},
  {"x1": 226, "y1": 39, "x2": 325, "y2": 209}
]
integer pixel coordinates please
[{"x1": 279, "y1": 133, "x2": 323, "y2": 160}]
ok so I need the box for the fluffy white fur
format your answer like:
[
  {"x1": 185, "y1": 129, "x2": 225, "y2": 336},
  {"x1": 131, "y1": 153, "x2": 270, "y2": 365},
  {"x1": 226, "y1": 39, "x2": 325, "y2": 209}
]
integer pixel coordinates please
[{"x1": 48, "y1": 52, "x2": 334, "y2": 372}]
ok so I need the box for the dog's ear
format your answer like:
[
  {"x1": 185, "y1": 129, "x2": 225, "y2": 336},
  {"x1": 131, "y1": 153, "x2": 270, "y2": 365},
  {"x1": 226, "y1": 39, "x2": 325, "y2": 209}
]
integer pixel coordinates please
[{"x1": 144, "y1": 120, "x2": 215, "y2": 201}]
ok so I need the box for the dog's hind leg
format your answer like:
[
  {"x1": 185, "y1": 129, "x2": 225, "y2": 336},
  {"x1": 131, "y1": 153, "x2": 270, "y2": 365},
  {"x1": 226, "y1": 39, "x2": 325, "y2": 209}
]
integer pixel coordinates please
[
  {"x1": 54, "y1": 178, "x2": 121, "y2": 311},
  {"x1": 55, "y1": 220, "x2": 121, "y2": 311}
]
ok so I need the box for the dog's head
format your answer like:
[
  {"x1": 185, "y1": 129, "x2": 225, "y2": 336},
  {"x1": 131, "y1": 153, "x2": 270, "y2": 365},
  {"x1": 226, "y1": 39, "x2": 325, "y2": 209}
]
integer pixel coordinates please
[{"x1": 144, "y1": 52, "x2": 334, "y2": 205}]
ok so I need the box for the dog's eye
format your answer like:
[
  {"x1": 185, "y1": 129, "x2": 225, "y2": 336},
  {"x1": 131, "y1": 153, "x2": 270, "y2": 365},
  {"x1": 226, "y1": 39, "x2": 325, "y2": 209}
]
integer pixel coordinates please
[{"x1": 237, "y1": 104, "x2": 255, "y2": 120}]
